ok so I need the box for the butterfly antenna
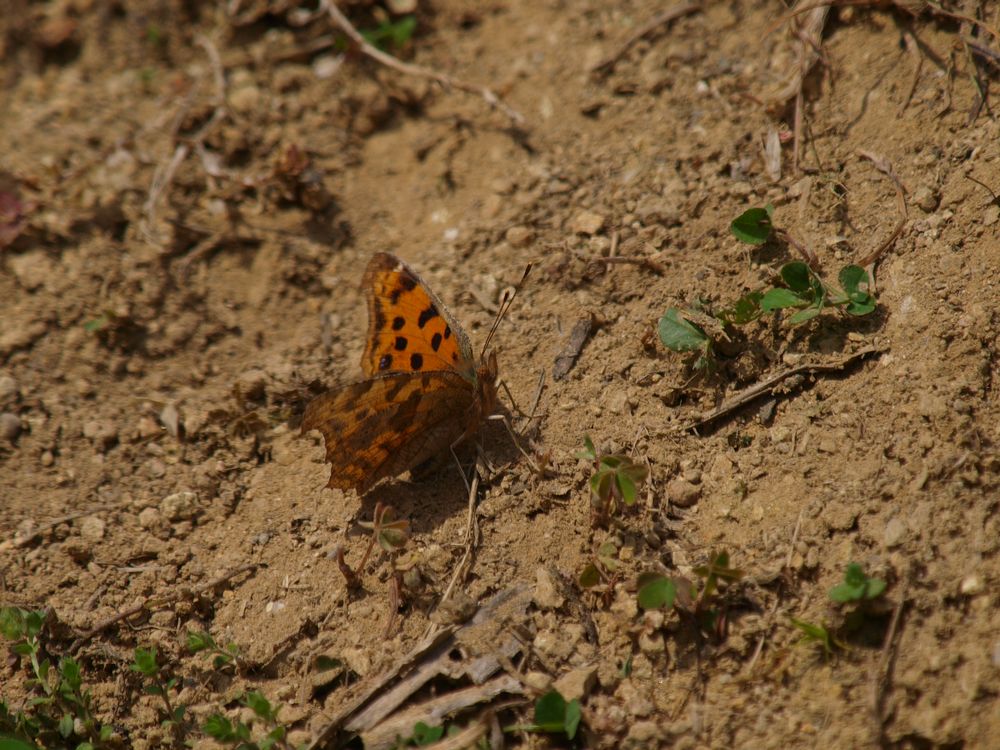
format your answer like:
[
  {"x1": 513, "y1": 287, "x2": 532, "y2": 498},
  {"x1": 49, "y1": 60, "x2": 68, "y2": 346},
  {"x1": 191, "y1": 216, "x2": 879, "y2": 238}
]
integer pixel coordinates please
[{"x1": 481, "y1": 262, "x2": 532, "y2": 356}]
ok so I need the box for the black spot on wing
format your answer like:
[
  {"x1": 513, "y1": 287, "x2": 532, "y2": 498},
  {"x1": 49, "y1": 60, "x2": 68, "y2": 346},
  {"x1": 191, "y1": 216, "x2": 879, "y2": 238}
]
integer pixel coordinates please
[
  {"x1": 410, "y1": 353, "x2": 424, "y2": 370},
  {"x1": 390, "y1": 288, "x2": 402, "y2": 305},
  {"x1": 418, "y1": 305, "x2": 439, "y2": 328},
  {"x1": 400, "y1": 274, "x2": 418, "y2": 291},
  {"x1": 379, "y1": 354, "x2": 393, "y2": 371},
  {"x1": 392, "y1": 316, "x2": 405, "y2": 331},
  {"x1": 394, "y1": 336, "x2": 408, "y2": 351},
  {"x1": 431, "y1": 332, "x2": 442, "y2": 351},
  {"x1": 444, "y1": 325, "x2": 452, "y2": 339}
]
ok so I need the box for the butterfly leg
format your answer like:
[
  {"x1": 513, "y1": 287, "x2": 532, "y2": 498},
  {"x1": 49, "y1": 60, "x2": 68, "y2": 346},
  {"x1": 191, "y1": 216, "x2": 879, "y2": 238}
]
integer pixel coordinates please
[
  {"x1": 449, "y1": 441, "x2": 473, "y2": 495},
  {"x1": 487, "y1": 413, "x2": 543, "y2": 476}
]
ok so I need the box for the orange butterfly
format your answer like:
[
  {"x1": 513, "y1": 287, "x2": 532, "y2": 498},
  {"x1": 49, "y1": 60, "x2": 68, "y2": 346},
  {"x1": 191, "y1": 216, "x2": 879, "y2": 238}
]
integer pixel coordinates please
[{"x1": 302, "y1": 252, "x2": 516, "y2": 494}]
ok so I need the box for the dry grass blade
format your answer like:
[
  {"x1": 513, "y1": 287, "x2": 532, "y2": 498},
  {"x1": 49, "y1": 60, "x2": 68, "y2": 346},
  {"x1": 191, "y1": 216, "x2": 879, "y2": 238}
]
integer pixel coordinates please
[
  {"x1": 321, "y1": 0, "x2": 524, "y2": 126},
  {"x1": 590, "y1": 1, "x2": 702, "y2": 75}
]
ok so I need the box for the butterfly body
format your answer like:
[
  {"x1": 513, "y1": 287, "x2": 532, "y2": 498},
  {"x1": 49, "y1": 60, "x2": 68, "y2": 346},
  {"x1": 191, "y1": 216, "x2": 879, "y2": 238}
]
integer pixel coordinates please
[{"x1": 302, "y1": 253, "x2": 498, "y2": 494}]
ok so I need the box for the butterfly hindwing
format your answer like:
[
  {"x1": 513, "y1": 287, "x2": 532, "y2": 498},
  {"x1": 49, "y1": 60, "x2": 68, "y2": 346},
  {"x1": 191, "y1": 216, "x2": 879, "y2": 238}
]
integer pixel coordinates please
[
  {"x1": 301, "y1": 370, "x2": 475, "y2": 494},
  {"x1": 361, "y1": 253, "x2": 475, "y2": 378}
]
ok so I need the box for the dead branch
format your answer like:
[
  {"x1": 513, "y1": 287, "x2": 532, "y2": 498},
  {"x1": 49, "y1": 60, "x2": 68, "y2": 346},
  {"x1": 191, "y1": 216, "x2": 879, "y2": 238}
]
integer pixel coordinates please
[
  {"x1": 857, "y1": 150, "x2": 907, "y2": 270},
  {"x1": 590, "y1": 1, "x2": 702, "y2": 76},
  {"x1": 684, "y1": 346, "x2": 885, "y2": 431},
  {"x1": 321, "y1": 0, "x2": 524, "y2": 127},
  {"x1": 871, "y1": 579, "x2": 908, "y2": 742},
  {"x1": 70, "y1": 562, "x2": 259, "y2": 652}
]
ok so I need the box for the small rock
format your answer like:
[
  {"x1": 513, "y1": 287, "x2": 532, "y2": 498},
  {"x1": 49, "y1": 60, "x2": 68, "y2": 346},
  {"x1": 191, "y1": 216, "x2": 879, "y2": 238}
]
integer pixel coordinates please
[
  {"x1": 569, "y1": 210, "x2": 605, "y2": 235},
  {"x1": 79, "y1": 516, "x2": 105, "y2": 543},
  {"x1": 984, "y1": 204, "x2": 999, "y2": 227},
  {"x1": 634, "y1": 195, "x2": 680, "y2": 227},
  {"x1": 960, "y1": 574, "x2": 984, "y2": 596},
  {"x1": 161, "y1": 491, "x2": 198, "y2": 521},
  {"x1": 666, "y1": 478, "x2": 701, "y2": 508},
  {"x1": 552, "y1": 665, "x2": 597, "y2": 701},
  {"x1": 533, "y1": 566, "x2": 565, "y2": 610},
  {"x1": 228, "y1": 85, "x2": 262, "y2": 115},
  {"x1": 0, "y1": 412, "x2": 21, "y2": 440},
  {"x1": 40, "y1": 450, "x2": 54, "y2": 467},
  {"x1": 312, "y1": 55, "x2": 343, "y2": 80},
  {"x1": 523, "y1": 671, "x2": 552, "y2": 693},
  {"x1": 505, "y1": 225, "x2": 535, "y2": 248},
  {"x1": 8, "y1": 250, "x2": 56, "y2": 291},
  {"x1": 138, "y1": 507, "x2": 161, "y2": 529},
  {"x1": 912, "y1": 185, "x2": 940, "y2": 213},
  {"x1": 83, "y1": 420, "x2": 118, "y2": 451},
  {"x1": 342, "y1": 646, "x2": 371, "y2": 677},
  {"x1": 884, "y1": 516, "x2": 907, "y2": 548},
  {"x1": 0, "y1": 375, "x2": 18, "y2": 402}
]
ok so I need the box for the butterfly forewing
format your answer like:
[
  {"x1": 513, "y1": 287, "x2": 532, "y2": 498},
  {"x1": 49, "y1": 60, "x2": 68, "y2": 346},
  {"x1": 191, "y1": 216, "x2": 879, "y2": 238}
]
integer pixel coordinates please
[
  {"x1": 361, "y1": 253, "x2": 475, "y2": 378},
  {"x1": 301, "y1": 370, "x2": 475, "y2": 494}
]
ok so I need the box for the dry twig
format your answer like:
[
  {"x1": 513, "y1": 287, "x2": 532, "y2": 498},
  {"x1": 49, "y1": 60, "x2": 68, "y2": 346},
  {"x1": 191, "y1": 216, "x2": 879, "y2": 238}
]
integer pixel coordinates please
[
  {"x1": 321, "y1": 0, "x2": 524, "y2": 126},
  {"x1": 684, "y1": 346, "x2": 885, "y2": 431},
  {"x1": 70, "y1": 563, "x2": 259, "y2": 652},
  {"x1": 871, "y1": 579, "x2": 908, "y2": 742},
  {"x1": 590, "y1": 1, "x2": 702, "y2": 75},
  {"x1": 856, "y1": 150, "x2": 908, "y2": 270}
]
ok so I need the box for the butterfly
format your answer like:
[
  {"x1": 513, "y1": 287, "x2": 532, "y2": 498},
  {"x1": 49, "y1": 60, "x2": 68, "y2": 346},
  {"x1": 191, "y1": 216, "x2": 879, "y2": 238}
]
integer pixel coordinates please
[{"x1": 302, "y1": 252, "x2": 519, "y2": 494}]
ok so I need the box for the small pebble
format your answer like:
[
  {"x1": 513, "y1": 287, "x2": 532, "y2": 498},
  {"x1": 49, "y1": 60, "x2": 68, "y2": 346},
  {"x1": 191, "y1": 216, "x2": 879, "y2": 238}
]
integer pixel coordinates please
[
  {"x1": 884, "y1": 516, "x2": 907, "y2": 548},
  {"x1": 79, "y1": 516, "x2": 105, "y2": 543},
  {"x1": 569, "y1": 210, "x2": 605, "y2": 235},
  {"x1": 0, "y1": 375, "x2": 18, "y2": 401},
  {"x1": 666, "y1": 478, "x2": 701, "y2": 508},
  {"x1": 160, "y1": 491, "x2": 198, "y2": 521},
  {"x1": 533, "y1": 566, "x2": 565, "y2": 610},
  {"x1": 138, "y1": 507, "x2": 161, "y2": 529},
  {"x1": 0, "y1": 412, "x2": 21, "y2": 440},
  {"x1": 553, "y1": 666, "x2": 597, "y2": 701},
  {"x1": 505, "y1": 225, "x2": 535, "y2": 248},
  {"x1": 82, "y1": 420, "x2": 118, "y2": 451}
]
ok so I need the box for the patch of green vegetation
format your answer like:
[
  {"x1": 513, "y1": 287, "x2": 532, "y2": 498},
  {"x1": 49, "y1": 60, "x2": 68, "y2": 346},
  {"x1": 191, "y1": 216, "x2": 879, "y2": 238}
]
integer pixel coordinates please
[
  {"x1": 506, "y1": 690, "x2": 581, "y2": 740},
  {"x1": 130, "y1": 647, "x2": 185, "y2": 740},
  {"x1": 577, "y1": 436, "x2": 649, "y2": 524},
  {"x1": 659, "y1": 205, "x2": 877, "y2": 370},
  {"x1": 0, "y1": 607, "x2": 119, "y2": 749},
  {"x1": 203, "y1": 691, "x2": 304, "y2": 750},
  {"x1": 360, "y1": 15, "x2": 417, "y2": 50},
  {"x1": 187, "y1": 630, "x2": 241, "y2": 672},
  {"x1": 634, "y1": 550, "x2": 743, "y2": 639},
  {"x1": 829, "y1": 562, "x2": 886, "y2": 603}
]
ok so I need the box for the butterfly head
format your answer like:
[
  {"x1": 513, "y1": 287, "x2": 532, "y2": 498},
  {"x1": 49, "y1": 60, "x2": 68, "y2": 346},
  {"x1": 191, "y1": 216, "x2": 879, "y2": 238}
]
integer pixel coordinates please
[{"x1": 475, "y1": 349, "x2": 500, "y2": 415}]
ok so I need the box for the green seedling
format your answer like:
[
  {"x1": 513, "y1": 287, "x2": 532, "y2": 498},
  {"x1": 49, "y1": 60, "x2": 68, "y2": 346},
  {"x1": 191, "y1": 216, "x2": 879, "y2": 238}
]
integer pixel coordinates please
[
  {"x1": 636, "y1": 572, "x2": 677, "y2": 611},
  {"x1": 130, "y1": 647, "x2": 186, "y2": 738},
  {"x1": 0, "y1": 607, "x2": 118, "y2": 749},
  {"x1": 790, "y1": 617, "x2": 842, "y2": 659},
  {"x1": 829, "y1": 562, "x2": 889, "y2": 641},
  {"x1": 202, "y1": 690, "x2": 303, "y2": 750},
  {"x1": 730, "y1": 204, "x2": 775, "y2": 244},
  {"x1": 506, "y1": 690, "x2": 581, "y2": 740},
  {"x1": 359, "y1": 16, "x2": 417, "y2": 50},
  {"x1": 577, "y1": 436, "x2": 649, "y2": 524},
  {"x1": 659, "y1": 205, "x2": 877, "y2": 370},
  {"x1": 187, "y1": 630, "x2": 241, "y2": 673},
  {"x1": 578, "y1": 539, "x2": 621, "y2": 607},
  {"x1": 829, "y1": 563, "x2": 887, "y2": 604},
  {"x1": 634, "y1": 550, "x2": 743, "y2": 640}
]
